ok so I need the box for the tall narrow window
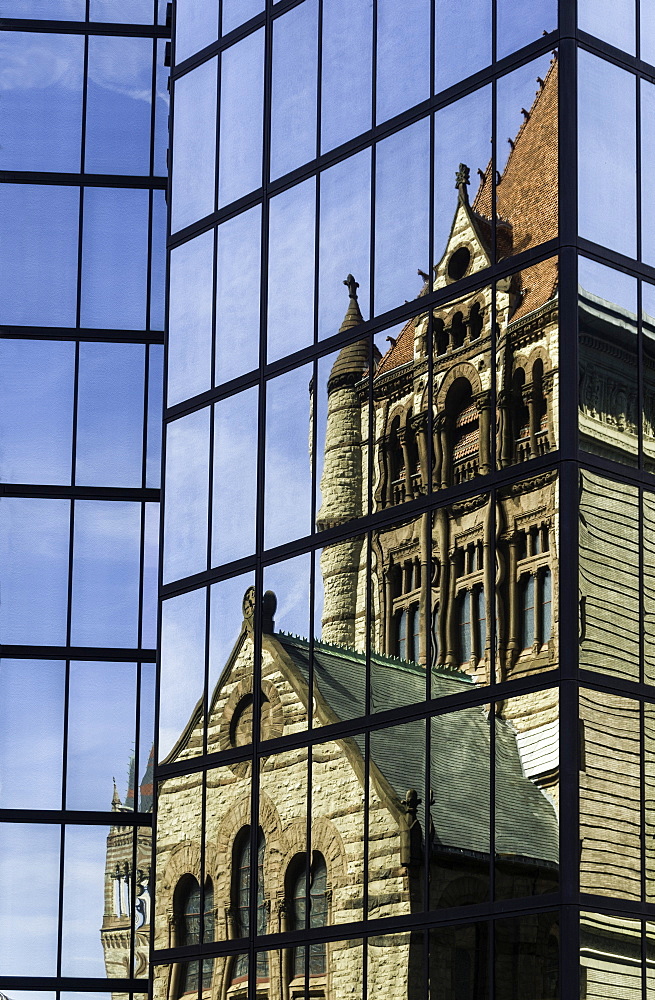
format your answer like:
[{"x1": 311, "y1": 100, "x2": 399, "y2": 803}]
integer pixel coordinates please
[
  {"x1": 520, "y1": 574, "x2": 536, "y2": 650},
  {"x1": 288, "y1": 852, "x2": 328, "y2": 980},
  {"x1": 472, "y1": 585, "x2": 486, "y2": 658},
  {"x1": 408, "y1": 604, "x2": 420, "y2": 662},
  {"x1": 175, "y1": 876, "x2": 214, "y2": 995},
  {"x1": 541, "y1": 568, "x2": 553, "y2": 645},
  {"x1": 456, "y1": 591, "x2": 472, "y2": 663},
  {"x1": 431, "y1": 604, "x2": 440, "y2": 663},
  {"x1": 396, "y1": 608, "x2": 408, "y2": 659},
  {"x1": 232, "y1": 829, "x2": 268, "y2": 985}
]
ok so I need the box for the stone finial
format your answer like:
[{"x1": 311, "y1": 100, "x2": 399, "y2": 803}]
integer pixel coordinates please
[
  {"x1": 455, "y1": 163, "x2": 470, "y2": 203},
  {"x1": 112, "y1": 777, "x2": 121, "y2": 810},
  {"x1": 338, "y1": 274, "x2": 364, "y2": 334},
  {"x1": 262, "y1": 590, "x2": 277, "y2": 634}
]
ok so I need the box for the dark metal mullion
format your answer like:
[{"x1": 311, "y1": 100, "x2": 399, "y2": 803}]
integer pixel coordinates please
[
  {"x1": 0, "y1": 17, "x2": 168, "y2": 38},
  {"x1": 0, "y1": 326, "x2": 164, "y2": 345},
  {"x1": 0, "y1": 171, "x2": 166, "y2": 189}
]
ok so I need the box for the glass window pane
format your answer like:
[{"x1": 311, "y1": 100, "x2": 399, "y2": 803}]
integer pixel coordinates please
[
  {"x1": 0, "y1": 660, "x2": 64, "y2": 810},
  {"x1": 89, "y1": 0, "x2": 154, "y2": 22},
  {"x1": 0, "y1": 339, "x2": 74, "y2": 486},
  {"x1": 0, "y1": 184, "x2": 79, "y2": 328},
  {"x1": 141, "y1": 501, "x2": 159, "y2": 649},
  {"x1": 580, "y1": 0, "x2": 635, "y2": 54},
  {"x1": 643, "y1": 4, "x2": 655, "y2": 66},
  {"x1": 218, "y1": 29, "x2": 264, "y2": 208},
  {"x1": 215, "y1": 205, "x2": 261, "y2": 384},
  {"x1": 154, "y1": 40, "x2": 169, "y2": 176},
  {"x1": 579, "y1": 471, "x2": 639, "y2": 681},
  {"x1": 318, "y1": 149, "x2": 371, "y2": 339},
  {"x1": 81, "y1": 187, "x2": 149, "y2": 330},
  {"x1": 435, "y1": 0, "x2": 491, "y2": 93},
  {"x1": 0, "y1": 498, "x2": 70, "y2": 646},
  {"x1": 642, "y1": 80, "x2": 655, "y2": 267},
  {"x1": 171, "y1": 57, "x2": 217, "y2": 233},
  {"x1": 76, "y1": 342, "x2": 145, "y2": 488},
  {"x1": 578, "y1": 52, "x2": 636, "y2": 258},
  {"x1": 0, "y1": 824, "x2": 60, "y2": 976},
  {"x1": 150, "y1": 188, "x2": 167, "y2": 329},
  {"x1": 0, "y1": 32, "x2": 83, "y2": 172},
  {"x1": 146, "y1": 345, "x2": 164, "y2": 489},
  {"x1": 375, "y1": 118, "x2": 430, "y2": 315},
  {"x1": 212, "y1": 387, "x2": 258, "y2": 566},
  {"x1": 168, "y1": 229, "x2": 214, "y2": 407},
  {"x1": 175, "y1": 0, "x2": 218, "y2": 62},
  {"x1": 222, "y1": 0, "x2": 264, "y2": 34},
  {"x1": 321, "y1": 0, "x2": 372, "y2": 153},
  {"x1": 645, "y1": 285, "x2": 655, "y2": 477},
  {"x1": 376, "y1": 0, "x2": 430, "y2": 124},
  {"x1": 163, "y1": 407, "x2": 210, "y2": 583},
  {"x1": 271, "y1": 0, "x2": 318, "y2": 180},
  {"x1": 71, "y1": 500, "x2": 141, "y2": 647},
  {"x1": 85, "y1": 35, "x2": 152, "y2": 175},
  {"x1": 66, "y1": 660, "x2": 136, "y2": 811},
  {"x1": 159, "y1": 587, "x2": 206, "y2": 761},
  {"x1": 267, "y1": 178, "x2": 316, "y2": 361},
  {"x1": 497, "y1": 0, "x2": 557, "y2": 60},
  {"x1": 2, "y1": 0, "x2": 85, "y2": 15},
  {"x1": 578, "y1": 258, "x2": 638, "y2": 466},
  {"x1": 264, "y1": 365, "x2": 313, "y2": 548}
]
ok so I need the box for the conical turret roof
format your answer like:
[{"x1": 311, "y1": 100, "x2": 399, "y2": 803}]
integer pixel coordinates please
[{"x1": 328, "y1": 275, "x2": 368, "y2": 387}]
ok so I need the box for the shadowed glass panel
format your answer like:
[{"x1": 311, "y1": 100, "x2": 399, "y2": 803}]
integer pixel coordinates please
[
  {"x1": 578, "y1": 258, "x2": 637, "y2": 466},
  {"x1": 0, "y1": 31, "x2": 83, "y2": 172},
  {"x1": 215, "y1": 204, "x2": 261, "y2": 384},
  {"x1": 0, "y1": 498, "x2": 70, "y2": 646},
  {"x1": 171, "y1": 56, "x2": 217, "y2": 232},
  {"x1": 85, "y1": 35, "x2": 152, "y2": 175},
  {"x1": 579, "y1": 470, "x2": 639, "y2": 681},
  {"x1": 645, "y1": 492, "x2": 655, "y2": 685},
  {"x1": 271, "y1": 0, "x2": 318, "y2": 180},
  {"x1": 267, "y1": 178, "x2": 316, "y2": 361},
  {"x1": 376, "y1": 0, "x2": 430, "y2": 125},
  {"x1": 320, "y1": 0, "x2": 372, "y2": 153},
  {"x1": 0, "y1": 184, "x2": 79, "y2": 327},
  {"x1": 81, "y1": 187, "x2": 149, "y2": 330},
  {"x1": 579, "y1": 690, "x2": 641, "y2": 900},
  {"x1": 76, "y1": 342, "x2": 145, "y2": 487},
  {"x1": 0, "y1": 823, "x2": 60, "y2": 976},
  {"x1": 146, "y1": 346, "x2": 164, "y2": 489},
  {"x1": 150, "y1": 189, "x2": 167, "y2": 330},
  {"x1": 159, "y1": 587, "x2": 207, "y2": 762},
  {"x1": 71, "y1": 500, "x2": 141, "y2": 647},
  {"x1": 368, "y1": 933, "x2": 424, "y2": 999},
  {"x1": 430, "y1": 921, "x2": 489, "y2": 1000},
  {"x1": 578, "y1": 51, "x2": 636, "y2": 258},
  {"x1": 0, "y1": 660, "x2": 64, "y2": 810},
  {"x1": 142, "y1": 501, "x2": 159, "y2": 649},
  {"x1": 168, "y1": 228, "x2": 214, "y2": 406},
  {"x1": 218, "y1": 29, "x2": 264, "y2": 208},
  {"x1": 163, "y1": 407, "x2": 210, "y2": 583},
  {"x1": 212, "y1": 386, "x2": 258, "y2": 566},
  {"x1": 496, "y1": 913, "x2": 559, "y2": 1000},
  {"x1": 264, "y1": 363, "x2": 313, "y2": 548},
  {"x1": 175, "y1": 0, "x2": 218, "y2": 63},
  {"x1": 0, "y1": 338, "x2": 74, "y2": 486}
]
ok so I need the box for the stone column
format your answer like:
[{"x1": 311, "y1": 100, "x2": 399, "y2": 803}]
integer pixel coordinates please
[
  {"x1": 398, "y1": 426, "x2": 414, "y2": 500},
  {"x1": 476, "y1": 390, "x2": 492, "y2": 474},
  {"x1": 525, "y1": 385, "x2": 537, "y2": 458}
]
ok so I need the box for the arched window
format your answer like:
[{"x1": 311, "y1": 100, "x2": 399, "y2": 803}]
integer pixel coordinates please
[
  {"x1": 288, "y1": 852, "x2": 328, "y2": 980},
  {"x1": 456, "y1": 591, "x2": 472, "y2": 663},
  {"x1": 174, "y1": 876, "x2": 214, "y2": 995},
  {"x1": 435, "y1": 318, "x2": 448, "y2": 356},
  {"x1": 469, "y1": 302, "x2": 483, "y2": 341},
  {"x1": 520, "y1": 574, "x2": 536, "y2": 650},
  {"x1": 541, "y1": 568, "x2": 553, "y2": 645},
  {"x1": 396, "y1": 608, "x2": 408, "y2": 659},
  {"x1": 387, "y1": 416, "x2": 405, "y2": 504},
  {"x1": 451, "y1": 311, "x2": 466, "y2": 348},
  {"x1": 447, "y1": 379, "x2": 479, "y2": 485},
  {"x1": 231, "y1": 829, "x2": 268, "y2": 986}
]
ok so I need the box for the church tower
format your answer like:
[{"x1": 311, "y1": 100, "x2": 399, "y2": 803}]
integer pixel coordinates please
[{"x1": 317, "y1": 275, "x2": 368, "y2": 648}]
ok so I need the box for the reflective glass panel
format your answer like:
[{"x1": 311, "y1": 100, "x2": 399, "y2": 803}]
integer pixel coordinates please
[
  {"x1": 0, "y1": 823, "x2": 60, "y2": 976},
  {"x1": 215, "y1": 205, "x2": 261, "y2": 384},
  {"x1": 171, "y1": 57, "x2": 217, "y2": 233},
  {"x1": 168, "y1": 228, "x2": 214, "y2": 406},
  {"x1": 321, "y1": 0, "x2": 372, "y2": 153},
  {"x1": 175, "y1": 0, "x2": 218, "y2": 62},
  {"x1": 497, "y1": 0, "x2": 557, "y2": 60},
  {"x1": 159, "y1": 587, "x2": 207, "y2": 762},
  {"x1": 212, "y1": 387, "x2": 258, "y2": 566},
  {"x1": 376, "y1": 0, "x2": 430, "y2": 125},
  {"x1": 0, "y1": 32, "x2": 83, "y2": 173},
  {"x1": 267, "y1": 178, "x2": 316, "y2": 361},
  {"x1": 271, "y1": 0, "x2": 318, "y2": 180},
  {"x1": 264, "y1": 364, "x2": 313, "y2": 548},
  {"x1": 163, "y1": 407, "x2": 210, "y2": 583},
  {"x1": 579, "y1": 0, "x2": 635, "y2": 54},
  {"x1": 221, "y1": 0, "x2": 264, "y2": 35},
  {"x1": 435, "y1": 0, "x2": 490, "y2": 93},
  {"x1": 218, "y1": 29, "x2": 264, "y2": 208}
]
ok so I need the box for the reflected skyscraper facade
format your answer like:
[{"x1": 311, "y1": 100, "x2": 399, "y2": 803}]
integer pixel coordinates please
[{"x1": 0, "y1": 1, "x2": 168, "y2": 996}]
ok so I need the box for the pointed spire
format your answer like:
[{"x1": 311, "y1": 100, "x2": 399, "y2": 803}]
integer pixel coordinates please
[
  {"x1": 339, "y1": 273, "x2": 364, "y2": 332},
  {"x1": 124, "y1": 753, "x2": 136, "y2": 810},
  {"x1": 139, "y1": 745, "x2": 154, "y2": 813},
  {"x1": 112, "y1": 777, "x2": 121, "y2": 811}
]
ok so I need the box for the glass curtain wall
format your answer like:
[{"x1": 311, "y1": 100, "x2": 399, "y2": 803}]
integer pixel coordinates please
[
  {"x1": 156, "y1": 1, "x2": 570, "y2": 999},
  {"x1": 0, "y1": 2, "x2": 168, "y2": 996}
]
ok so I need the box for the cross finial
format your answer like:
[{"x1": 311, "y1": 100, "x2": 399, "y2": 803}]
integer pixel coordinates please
[
  {"x1": 344, "y1": 273, "x2": 359, "y2": 300},
  {"x1": 455, "y1": 163, "x2": 470, "y2": 190}
]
